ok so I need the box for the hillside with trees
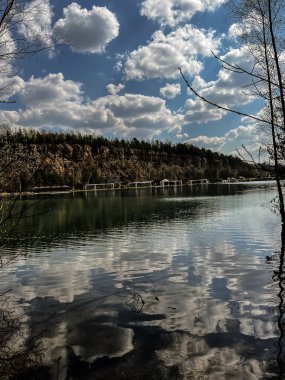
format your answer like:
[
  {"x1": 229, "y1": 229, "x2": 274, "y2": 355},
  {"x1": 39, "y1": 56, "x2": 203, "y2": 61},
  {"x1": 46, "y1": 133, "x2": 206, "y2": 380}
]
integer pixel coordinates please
[{"x1": 0, "y1": 130, "x2": 266, "y2": 192}]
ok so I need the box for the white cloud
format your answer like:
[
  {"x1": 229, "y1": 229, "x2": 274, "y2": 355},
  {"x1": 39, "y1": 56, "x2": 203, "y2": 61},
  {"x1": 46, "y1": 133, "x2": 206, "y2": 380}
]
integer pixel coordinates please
[
  {"x1": 230, "y1": 142, "x2": 268, "y2": 160},
  {"x1": 114, "y1": 53, "x2": 128, "y2": 73},
  {"x1": 187, "y1": 123, "x2": 264, "y2": 156},
  {"x1": 87, "y1": 93, "x2": 183, "y2": 138},
  {"x1": 176, "y1": 132, "x2": 189, "y2": 138},
  {"x1": 106, "y1": 83, "x2": 125, "y2": 95},
  {"x1": 0, "y1": 27, "x2": 25, "y2": 100},
  {"x1": 0, "y1": 29, "x2": 18, "y2": 75},
  {"x1": 0, "y1": 75, "x2": 25, "y2": 101},
  {"x1": 189, "y1": 135, "x2": 226, "y2": 150},
  {"x1": 228, "y1": 23, "x2": 244, "y2": 40},
  {"x1": 228, "y1": 10, "x2": 271, "y2": 42},
  {"x1": 160, "y1": 83, "x2": 181, "y2": 99},
  {"x1": 0, "y1": 73, "x2": 95, "y2": 130},
  {"x1": 0, "y1": 2, "x2": 54, "y2": 100},
  {"x1": 0, "y1": 73, "x2": 183, "y2": 139},
  {"x1": 183, "y1": 47, "x2": 256, "y2": 124},
  {"x1": 18, "y1": 0, "x2": 54, "y2": 46},
  {"x1": 20, "y1": 73, "x2": 83, "y2": 106},
  {"x1": 223, "y1": 124, "x2": 266, "y2": 157},
  {"x1": 192, "y1": 48, "x2": 254, "y2": 105},
  {"x1": 184, "y1": 98, "x2": 226, "y2": 124},
  {"x1": 140, "y1": 0, "x2": 226, "y2": 27},
  {"x1": 53, "y1": 3, "x2": 119, "y2": 54},
  {"x1": 124, "y1": 25, "x2": 220, "y2": 80}
]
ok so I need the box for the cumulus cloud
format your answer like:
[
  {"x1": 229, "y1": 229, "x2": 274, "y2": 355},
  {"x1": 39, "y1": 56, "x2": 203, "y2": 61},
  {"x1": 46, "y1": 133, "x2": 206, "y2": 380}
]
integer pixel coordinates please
[
  {"x1": 0, "y1": 73, "x2": 183, "y2": 139},
  {"x1": 124, "y1": 25, "x2": 220, "y2": 80},
  {"x1": 193, "y1": 48, "x2": 254, "y2": 105},
  {"x1": 0, "y1": 2, "x2": 54, "y2": 100},
  {"x1": 53, "y1": 3, "x2": 119, "y2": 53},
  {"x1": 183, "y1": 47, "x2": 256, "y2": 124},
  {"x1": 160, "y1": 83, "x2": 181, "y2": 99},
  {"x1": 85, "y1": 93, "x2": 184, "y2": 138},
  {"x1": 18, "y1": 0, "x2": 54, "y2": 46},
  {"x1": 20, "y1": 73, "x2": 83, "y2": 105},
  {"x1": 228, "y1": 23, "x2": 245, "y2": 40},
  {"x1": 184, "y1": 98, "x2": 226, "y2": 124},
  {"x1": 187, "y1": 123, "x2": 264, "y2": 157},
  {"x1": 0, "y1": 28, "x2": 26, "y2": 100},
  {"x1": 0, "y1": 75, "x2": 25, "y2": 101},
  {"x1": 176, "y1": 132, "x2": 189, "y2": 139},
  {"x1": 0, "y1": 29, "x2": 18, "y2": 76},
  {"x1": 140, "y1": 0, "x2": 226, "y2": 27},
  {"x1": 106, "y1": 83, "x2": 125, "y2": 95},
  {"x1": 188, "y1": 135, "x2": 226, "y2": 150},
  {"x1": 224, "y1": 124, "x2": 268, "y2": 158}
]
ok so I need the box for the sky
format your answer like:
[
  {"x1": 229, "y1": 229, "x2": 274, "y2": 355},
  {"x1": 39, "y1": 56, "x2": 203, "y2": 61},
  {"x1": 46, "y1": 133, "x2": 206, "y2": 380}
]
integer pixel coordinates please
[{"x1": 0, "y1": 0, "x2": 267, "y2": 156}]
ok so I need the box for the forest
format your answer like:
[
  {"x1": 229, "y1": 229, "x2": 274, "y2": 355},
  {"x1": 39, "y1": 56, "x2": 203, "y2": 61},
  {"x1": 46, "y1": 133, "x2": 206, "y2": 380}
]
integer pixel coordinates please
[{"x1": 0, "y1": 129, "x2": 267, "y2": 192}]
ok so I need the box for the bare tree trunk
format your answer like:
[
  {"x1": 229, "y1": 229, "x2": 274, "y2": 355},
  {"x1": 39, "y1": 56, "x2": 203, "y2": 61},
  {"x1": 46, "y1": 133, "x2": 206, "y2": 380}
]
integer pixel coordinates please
[
  {"x1": 275, "y1": 224, "x2": 285, "y2": 376},
  {"x1": 261, "y1": 0, "x2": 285, "y2": 223},
  {"x1": 265, "y1": 0, "x2": 285, "y2": 224},
  {"x1": 180, "y1": 0, "x2": 285, "y2": 224}
]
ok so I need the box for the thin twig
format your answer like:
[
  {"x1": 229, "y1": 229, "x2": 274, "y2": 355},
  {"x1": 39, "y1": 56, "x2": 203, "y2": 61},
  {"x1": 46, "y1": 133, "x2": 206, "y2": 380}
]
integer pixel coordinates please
[{"x1": 179, "y1": 67, "x2": 274, "y2": 126}]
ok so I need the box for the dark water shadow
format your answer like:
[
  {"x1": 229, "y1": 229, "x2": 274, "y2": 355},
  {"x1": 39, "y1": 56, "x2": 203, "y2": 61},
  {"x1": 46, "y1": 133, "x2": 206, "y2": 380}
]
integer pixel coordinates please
[
  {"x1": 0, "y1": 292, "x2": 50, "y2": 379},
  {"x1": 265, "y1": 225, "x2": 285, "y2": 379},
  {"x1": 276, "y1": 225, "x2": 285, "y2": 379}
]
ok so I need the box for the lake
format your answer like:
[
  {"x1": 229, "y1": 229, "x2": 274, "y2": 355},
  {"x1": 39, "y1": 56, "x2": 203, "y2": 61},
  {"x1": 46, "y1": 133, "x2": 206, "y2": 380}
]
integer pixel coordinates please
[{"x1": 0, "y1": 182, "x2": 284, "y2": 379}]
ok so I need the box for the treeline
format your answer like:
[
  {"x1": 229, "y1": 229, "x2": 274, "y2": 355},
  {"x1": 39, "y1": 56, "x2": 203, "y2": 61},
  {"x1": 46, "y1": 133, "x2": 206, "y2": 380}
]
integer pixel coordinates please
[
  {"x1": 0, "y1": 129, "x2": 248, "y2": 166},
  {"x1": 0, "y1": 129, "x2": 266, "y2": 192}
]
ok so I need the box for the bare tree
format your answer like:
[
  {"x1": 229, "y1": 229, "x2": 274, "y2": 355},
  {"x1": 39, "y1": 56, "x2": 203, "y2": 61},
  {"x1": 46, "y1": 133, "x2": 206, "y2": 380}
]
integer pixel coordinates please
[
  {"x1": 180, "y1": 6, "x2": 285, "y2": 374},
  {"x1": 0, "y1": 1, "x2": 59, "y2": 273},
  {"x1": 0, "y1": 4, "x2": 60, "y2": 376},
  {"x1": 0, "y1": 0, "x2": 60, "y2": 197},
  {"x1": 180, "y1": 0, "x2": 285, "y2": 224},
  {"x1": 0, "y1": 0, "x2": 59, "y2": 102}
]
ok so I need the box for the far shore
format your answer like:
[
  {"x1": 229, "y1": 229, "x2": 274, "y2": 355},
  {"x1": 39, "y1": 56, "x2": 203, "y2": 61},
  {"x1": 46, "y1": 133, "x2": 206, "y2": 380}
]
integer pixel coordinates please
[{"x1": 0, "y1": 178, "x2": 277, "y2": 199}]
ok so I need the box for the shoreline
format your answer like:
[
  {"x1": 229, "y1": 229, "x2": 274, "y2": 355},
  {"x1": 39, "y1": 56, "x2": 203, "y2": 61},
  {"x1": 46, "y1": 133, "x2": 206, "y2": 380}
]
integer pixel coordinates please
[{"x1": 0, "y1": 179, "x2": 277, "y2": 199}]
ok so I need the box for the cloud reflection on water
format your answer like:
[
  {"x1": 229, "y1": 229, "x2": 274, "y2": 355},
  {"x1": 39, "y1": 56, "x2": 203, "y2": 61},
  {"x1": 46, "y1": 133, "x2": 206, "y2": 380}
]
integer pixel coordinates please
[{"x1": 0, "y1": 186, "x2": 282, "y2": 378}]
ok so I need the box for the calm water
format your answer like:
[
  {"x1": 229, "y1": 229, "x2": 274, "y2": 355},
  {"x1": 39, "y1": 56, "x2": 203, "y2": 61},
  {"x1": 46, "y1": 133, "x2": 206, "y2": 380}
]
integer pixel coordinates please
[{"x1": 0, "y1": 182, "x2": 284, "y2": 379}]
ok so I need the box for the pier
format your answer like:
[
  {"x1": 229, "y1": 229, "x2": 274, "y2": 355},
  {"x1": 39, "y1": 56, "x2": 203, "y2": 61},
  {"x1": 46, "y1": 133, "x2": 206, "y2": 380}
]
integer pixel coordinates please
[
  {"x1": 128, "y1": 181, "x2": 153, "y2": 188},
  {"x1": 84, "y1": 183, "x2": 115, "y2": 190},
  {"x1": 187, "y1": 179, "x2": 209, "y2": 185},
  {"x1": 160, "y1": 179, "x2": 183, "y2": 187},
  {"x1": 83, "y1": 178, "x2": 209, "y2": 192}
]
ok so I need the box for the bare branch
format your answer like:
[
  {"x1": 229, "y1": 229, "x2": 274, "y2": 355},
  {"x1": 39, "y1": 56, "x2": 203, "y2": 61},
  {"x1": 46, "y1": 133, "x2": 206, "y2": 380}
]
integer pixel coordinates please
[
  {"x1": 212, "y1": 51, "x2": 281, "y2": 88},
  {"x1": 0, "y1": 1, "x2": 15, "y2": 29},
  {"x1": 179, "y1": 67, "x2": 272, "y2": 125}
]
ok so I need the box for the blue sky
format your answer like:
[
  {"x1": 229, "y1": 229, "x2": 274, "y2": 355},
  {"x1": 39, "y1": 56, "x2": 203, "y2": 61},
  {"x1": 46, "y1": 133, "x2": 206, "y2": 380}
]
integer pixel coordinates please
[{"x1": 0, "y1": 0, "x2": 265, "y2": 156}]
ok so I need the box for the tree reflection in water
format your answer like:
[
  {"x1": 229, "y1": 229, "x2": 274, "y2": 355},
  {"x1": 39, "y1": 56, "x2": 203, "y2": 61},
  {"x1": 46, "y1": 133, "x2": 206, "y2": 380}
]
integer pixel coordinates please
[
  {"x1": 0, "y1": 186, "x2": 284, "y2": 378},
  {"x1": 276, "y1": 226, "x2": 285, "y2": 379},
  {"x1": 266, "y1": 225, "x2": 285, "y2": 379},
  {"x1": 0, "y1": 246, "x2": 44, "y2": 378},
  {"x1": 0, "y1": 290, "x2": 47, "y2": 379},
  {"x1": 0, "y1": 195, "x2": 51, "y2": 379}
]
